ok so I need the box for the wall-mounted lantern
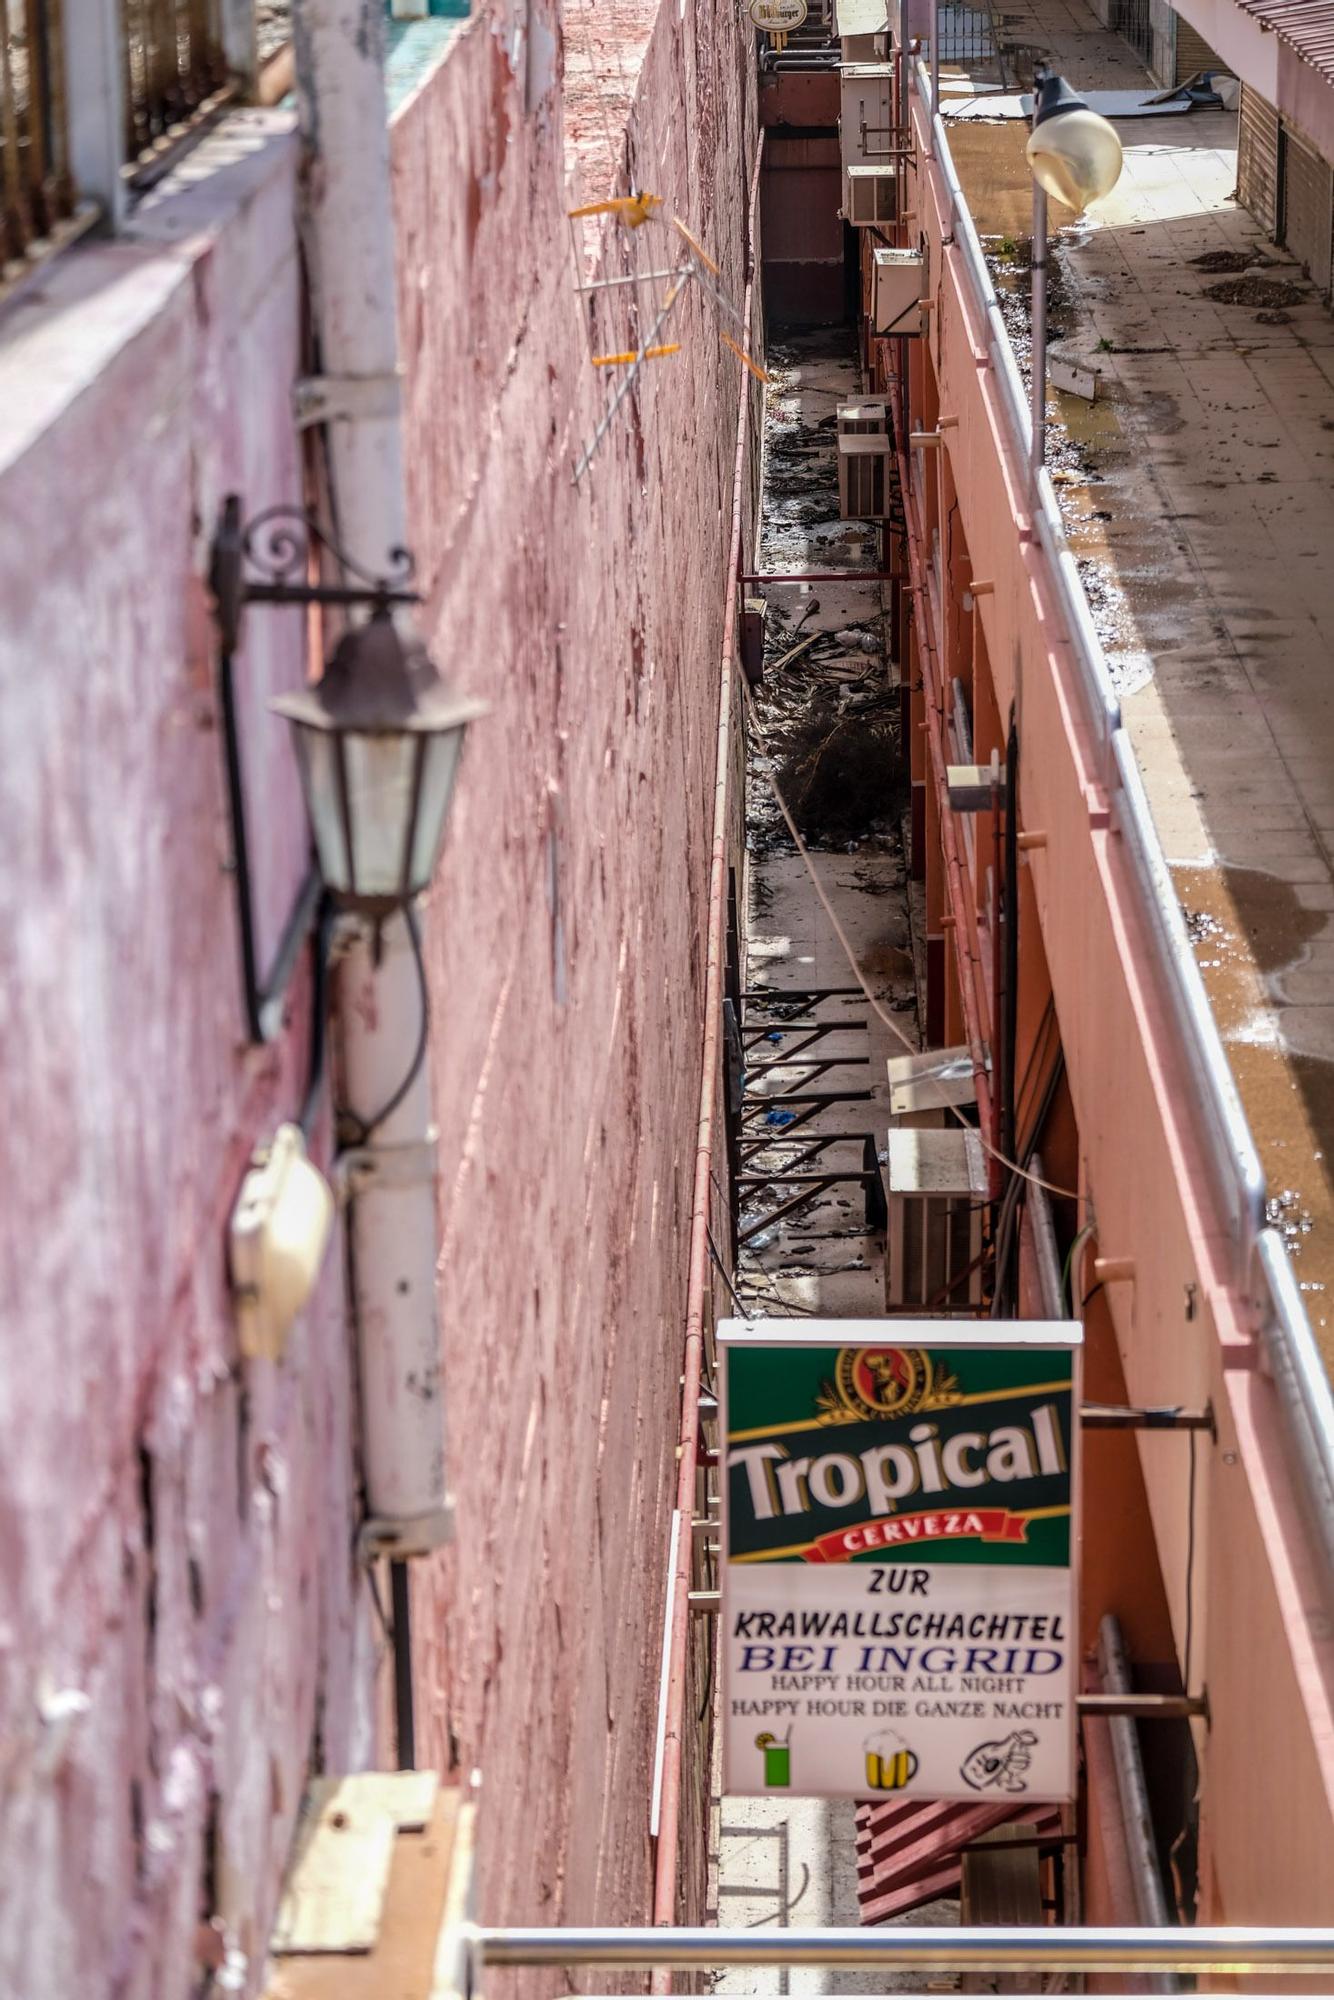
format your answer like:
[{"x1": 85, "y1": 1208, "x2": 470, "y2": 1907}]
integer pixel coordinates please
[{"x1": 271, "y1": 608, "x2": 484, "y2": 917}]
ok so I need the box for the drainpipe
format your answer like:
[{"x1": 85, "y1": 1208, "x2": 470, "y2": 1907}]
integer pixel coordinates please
[
  {"x1": 1097, "y1": 1613, "x2": 1179, "y2": 1994},
  {"x1": 290, "y1": 0, "x2": 450, "y2": 1578}
]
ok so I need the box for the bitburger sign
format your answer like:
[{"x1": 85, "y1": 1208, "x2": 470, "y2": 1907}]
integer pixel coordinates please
[{"x1": 720, "y1": 1317, "x2": 1081, "y2": 1802}]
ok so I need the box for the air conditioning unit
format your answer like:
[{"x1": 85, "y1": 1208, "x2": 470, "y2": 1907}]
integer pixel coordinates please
[
  {"x1": 873, "y1": 245, "x2": 925, "y2": 336},
  {"x1": 844, "y1": 163, "x2": 900, "y2": 227},
  {"x1": 840, "y1": 62, "x2": 894, "y2": 173},
  {"x1": 884, "y1": 1127, "x2": 986, "y2": 1310},
  {"x1": 837, "y1": 399, "x2": 887, "y2": 435},
  {"x1": 838, "y1": 432, "x2": 892, "y2": 519},
  {"x1": 887, "y1": 1046, "x2": 981, "y2": 1130}
]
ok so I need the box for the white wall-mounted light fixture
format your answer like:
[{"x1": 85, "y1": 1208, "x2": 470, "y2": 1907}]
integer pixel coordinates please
[{"x1": 230, "y1": 1124, "x2": 335, "y2": 1360}]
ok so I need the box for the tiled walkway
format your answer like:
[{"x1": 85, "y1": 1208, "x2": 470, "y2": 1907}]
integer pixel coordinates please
[{"x1": 947, "y1": 1, "x2": 1334, "y2": 1348}]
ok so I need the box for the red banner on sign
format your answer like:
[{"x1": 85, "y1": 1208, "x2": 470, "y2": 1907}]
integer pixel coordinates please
[{"x1": 802, "y1": 1508, "x2": 1031, "y2": 1563}]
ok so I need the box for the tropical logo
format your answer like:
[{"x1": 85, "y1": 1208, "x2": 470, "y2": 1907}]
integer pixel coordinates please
[{"x1": 818, "y1": 1346, "x2": 960, "y2": 1426}]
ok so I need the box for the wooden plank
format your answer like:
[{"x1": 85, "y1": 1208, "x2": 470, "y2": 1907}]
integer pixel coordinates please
[
  {"x1": 266, "y1": 1789, "x2": 463, "y2": 2000},
  {"x1": 306, "y1": 1770, "x2": 440, "y2": 1833},
  {"x1": 271, "y1": 1779, "x2": 402, "y2": 1955}
]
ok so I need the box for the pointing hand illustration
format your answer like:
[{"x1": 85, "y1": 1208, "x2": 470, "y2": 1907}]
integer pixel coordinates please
[{"x1": 960, "y1": 1729, "x2": 1039, "y2": 1793}]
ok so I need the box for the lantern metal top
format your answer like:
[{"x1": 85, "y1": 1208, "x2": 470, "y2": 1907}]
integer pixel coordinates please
[
  {"x1": 1031, "y1": 69, "x2": 1089, "y2": 127},
  {"x1": 270, "y1": 610, "x2": 486, "y2": 740}
]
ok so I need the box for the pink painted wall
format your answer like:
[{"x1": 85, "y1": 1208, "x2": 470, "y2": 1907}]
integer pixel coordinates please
[
  {"x1": 387, "y1": 0, "x2": 756, "y2": 1944},
  {"x1": 0, "y1": 0, "x2": 756, "y2": 1986},
  {"x1": 0, "y1": 114, "x2": 380, "y2": 1996},
  {"x1": 900, "y1": 85, "x2": 1334, "y2": 1927}
]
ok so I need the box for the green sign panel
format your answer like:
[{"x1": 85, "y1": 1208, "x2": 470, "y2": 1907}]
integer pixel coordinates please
[{"x1": 720, "y1": 1318, "x2": 1081, "y2": 1804}]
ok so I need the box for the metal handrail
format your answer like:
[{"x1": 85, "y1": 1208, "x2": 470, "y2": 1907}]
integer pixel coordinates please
[
  {"x1": 477, "y1": 1924, "x2": 1334, "y2": 1972},
  {"x1": 912, "y1": 61, "x2": 1334, "y2": 1584}
]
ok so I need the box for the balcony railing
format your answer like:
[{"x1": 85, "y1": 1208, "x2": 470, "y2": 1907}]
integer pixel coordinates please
[
  {"x1": 1, "y1": 0, "x2": 75, "y2": 272},
  {"x1": 121, "y1": 0, "x2": 229, "y2": 176}
]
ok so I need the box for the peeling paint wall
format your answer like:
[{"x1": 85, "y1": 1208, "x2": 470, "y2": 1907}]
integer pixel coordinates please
[
  {"x1": 0, "y1": 0, "x2": 755, "y2": 1986},
  {"x1": 388, "y1": 0, "x2": 756, "y2": 1943},
  {"x1": 0, "y1": 115, "x2": 380, "y2": 1999}
]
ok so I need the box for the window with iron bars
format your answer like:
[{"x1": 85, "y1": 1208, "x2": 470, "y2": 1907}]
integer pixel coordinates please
[{"x1": 1, "y1": 0, "x2": 76, "y2": 276}]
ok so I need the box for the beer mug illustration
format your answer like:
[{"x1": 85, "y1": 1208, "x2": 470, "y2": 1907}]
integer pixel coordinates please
[
  {"x1": 756, "y1": 1729, "x2": 791, "y2": 1788},
  {"x1": 864, "y1": 1729, "x2": 918, "y2": 1791}
]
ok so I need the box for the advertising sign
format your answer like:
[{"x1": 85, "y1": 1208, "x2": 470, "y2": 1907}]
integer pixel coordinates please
[
  {"x1": 749, "y1": 0, "x2": 808, "y2": 29},
  {"x1": 720, "y1": 1317, "x2": 1081, "y2": 1803}
]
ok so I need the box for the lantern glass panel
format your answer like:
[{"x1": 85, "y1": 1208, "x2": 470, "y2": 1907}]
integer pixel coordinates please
[
  {"x1": 293, "y1": 724, "x2": 352, "y2": 892},
  {"x1": 408, "y1": 726, "x2": 467, "y2": 892},
  {"x1": 341, "y1": 731, "x2": 422, "y2": 900}
]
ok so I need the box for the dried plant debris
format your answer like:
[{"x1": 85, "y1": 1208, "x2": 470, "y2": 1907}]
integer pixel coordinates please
[
  {"x1": 1203, "y1": 276, "x2": 1306, "y2": 308},
  {"x1": 1189, "y1": 249, "x2": 1271, "y2": 274}
]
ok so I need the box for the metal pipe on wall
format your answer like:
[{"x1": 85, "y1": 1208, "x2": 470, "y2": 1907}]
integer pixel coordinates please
[
  {"x1": 290, "y1": 0, "x2": 451, "y2": 1576},
  {"x1": 1097, "y1": 1612, "x2": 1179, "y2": 1991},
  {"x1": 651, "y1": 126, "x2": 765, "y2": 1949}
]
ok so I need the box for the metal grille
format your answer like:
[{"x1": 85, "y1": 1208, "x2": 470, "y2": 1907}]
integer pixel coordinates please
[
  {"x1": 1, "y1": 0, "x2": 73, "y2": 269},
  {"x1": 936, "y1": 3, "x2": 994, "y2": 66},
  {"x1": 121, "y1": 0, "x2": 227, "y2": 169},
  {"x1": 1109, "y1": 0, "x2": 1153, "y2": 64}
]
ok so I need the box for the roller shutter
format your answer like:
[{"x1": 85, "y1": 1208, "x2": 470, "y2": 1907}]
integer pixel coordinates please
[
  {"x1": 1174, "y1": 18, "x2": 1224, "y2": 84},
  {"x1": 1281, "y1": 125, "x2": 1334, "y2": 298},
  {"x1": 1238, "y1": 84, "x2": 1279, "y2": 240}
]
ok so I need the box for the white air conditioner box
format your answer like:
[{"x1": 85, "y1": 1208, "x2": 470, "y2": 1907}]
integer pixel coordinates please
[
  {"x1": 885, "y1": 1127, "x2": 986, "y2": 1311},
  {"x1": 873, "y1": 245, "x2": 925, "y2": 336},
  {"x1": 838, "y1": 432, "x2": 893, "y2": 519},
  {"x1": 887, "y1": 1045, "x2": 981, "y2": 1130},
  {"x1": 844, "y1": 163, "x2": 900, "y2": 226},
  {"x1": 837, "y1": 399, "x2": 887, "y2": 435},
  {"x1": 840, "y1": 62, "x2": 895, "y2": 172}
]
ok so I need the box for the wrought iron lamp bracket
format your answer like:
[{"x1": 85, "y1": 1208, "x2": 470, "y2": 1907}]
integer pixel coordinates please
[
  {"x1": 206, "y1": 494, "x2": 421, "y2": 1050},
  {"x1": 209, "y1": 493, "x2": 422, "y2": 655}
]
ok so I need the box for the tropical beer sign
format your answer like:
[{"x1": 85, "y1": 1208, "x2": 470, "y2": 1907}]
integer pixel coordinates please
[{"x1": 720, "y1": 1318, "x2": 1081, "y2": 1803}]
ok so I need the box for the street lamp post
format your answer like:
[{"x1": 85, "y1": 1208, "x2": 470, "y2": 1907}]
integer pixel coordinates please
[{"x1": 1025, "y1": 70, "x2": 1124, "y2": 472}]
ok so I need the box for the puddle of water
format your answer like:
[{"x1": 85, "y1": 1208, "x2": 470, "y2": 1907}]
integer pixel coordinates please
[{"x1": 1173, "y1": 864, "x2": 1334, "y2": 1359}]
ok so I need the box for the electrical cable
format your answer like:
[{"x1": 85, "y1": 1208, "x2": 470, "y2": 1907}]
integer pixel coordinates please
[
  {"x1": 299, "y1": 891, "x2": 336, "y2": 1139},
  {"x1": 739, "y1": 671, "x2": 1083, "y2": 1206},
  {"x1": 340, "y1": 902, "x2": 430, "y2": 1147},
  {"x1": 1062, "y1": 1221, "x2": 1096, "y2": 1315},
  {"x1": 707, "y1": 1224, "x2": 751, "y2": 1318},
  {"x1": 1183, "y1": 1428, "x2": 1197, "y2": 1695}
]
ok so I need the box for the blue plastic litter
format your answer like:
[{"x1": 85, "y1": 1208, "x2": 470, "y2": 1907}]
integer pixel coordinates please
[
  {"x1": 764, "y1": 1108, "x2": 798, "y2": 1128},
  {"x1": 767, "y1": 1031, "x2": 783, "y2": 1043}
]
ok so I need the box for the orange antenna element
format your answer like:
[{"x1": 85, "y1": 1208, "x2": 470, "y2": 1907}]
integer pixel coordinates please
[
  {"x1": 567, "y1": 191, "x2": 663, "y2": 227},
  {"x1": 592, "y1": 343, "x2": 682, "y2": 366},
  {"x1": 720, "y1": 329, "x2": 770, "y2": 384},
  {"x1": 670, "y1": 216, "x2": 720, "y2": 276}
]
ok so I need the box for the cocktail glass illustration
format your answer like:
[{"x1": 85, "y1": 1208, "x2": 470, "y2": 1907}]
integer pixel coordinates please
[{"x1": 755, "y1": 1728, "x2": 791, "y2": 1787}]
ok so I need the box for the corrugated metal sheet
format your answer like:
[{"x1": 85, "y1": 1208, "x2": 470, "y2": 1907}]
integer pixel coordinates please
[
  {"x1": 855, "y1": 1800, "x2": 1063, "y2": 1923},
  {"x1": 1283, "y1": 122, "x2": 1334, "y2": 292},
  {"x1": 1236, "y1": 1, "x2": 1334, "y2": 89},
  {"x1": 1239, "y1": 81, "x2": 1280, "y2": 236}
]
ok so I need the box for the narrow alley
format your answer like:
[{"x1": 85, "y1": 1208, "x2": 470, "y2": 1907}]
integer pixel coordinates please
[{"x1": 8, "y1": 0, "x2": 1334, "y2": 1989}]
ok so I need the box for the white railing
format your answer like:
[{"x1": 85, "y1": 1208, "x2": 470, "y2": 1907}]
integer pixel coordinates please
[{"x1": 914, "y1": 58, "x2": 1334, "y2": 1589}]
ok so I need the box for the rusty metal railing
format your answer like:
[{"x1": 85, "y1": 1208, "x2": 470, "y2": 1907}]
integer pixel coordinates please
[
  {"x1": 120, "y1": 0, "x2": 229, "y2": 175},
  {"x1": 1, "y1": 0, "x2": 74, "y2": 271}
]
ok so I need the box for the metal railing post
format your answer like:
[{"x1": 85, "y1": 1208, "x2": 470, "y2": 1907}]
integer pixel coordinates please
[{"x1": 62, "y1": 0, "x2": 126, "y2": 225}]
